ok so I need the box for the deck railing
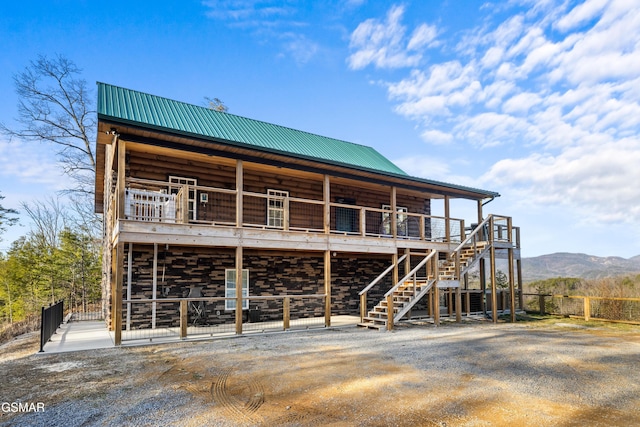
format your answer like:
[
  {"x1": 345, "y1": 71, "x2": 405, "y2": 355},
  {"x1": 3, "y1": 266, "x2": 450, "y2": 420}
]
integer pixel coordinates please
[
  {"x1": 523, "y1": 294, "x2": 640, "y2": 324},
  {"x1": 120, "y1": 294, "x2": 327, "y2": 343},
  {"x1": 115, "y1": 178, "x2": 467, "y2": 243}
]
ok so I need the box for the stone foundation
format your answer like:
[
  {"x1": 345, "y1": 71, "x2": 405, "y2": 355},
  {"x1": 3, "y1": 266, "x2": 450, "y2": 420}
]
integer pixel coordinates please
[{"x1": 120, "y1": 245, "x2": 398, "y2": 329}]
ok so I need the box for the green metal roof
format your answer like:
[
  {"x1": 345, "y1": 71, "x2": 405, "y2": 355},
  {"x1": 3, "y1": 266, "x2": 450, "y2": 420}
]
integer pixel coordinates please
[
  {"x1": 97, "y1": 82, "x2": 407, "y2": 176},
  {"x1": 97, "y1": 82, "x2": 499, "y2": 199}
]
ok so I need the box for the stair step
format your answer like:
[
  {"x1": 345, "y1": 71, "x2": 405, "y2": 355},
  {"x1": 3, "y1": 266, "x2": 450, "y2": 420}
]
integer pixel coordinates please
[
  {"x1": 363, "y1": 316, "x2": 387, "y2": 323},
  {"x1": 357, "y1": 322, "x2": 387, "y2": 330}
]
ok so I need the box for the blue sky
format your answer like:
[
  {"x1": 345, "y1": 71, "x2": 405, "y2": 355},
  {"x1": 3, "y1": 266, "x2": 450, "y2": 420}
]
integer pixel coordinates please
[{"x1": 1, "y1": 0, "x2": 639, "y2": 258}]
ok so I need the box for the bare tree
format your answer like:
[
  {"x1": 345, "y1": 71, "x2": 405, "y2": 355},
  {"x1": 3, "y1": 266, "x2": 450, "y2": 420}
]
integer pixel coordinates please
[
  {"x1": 0, "y1": 54, "x2": 96, "y2": 195},
  {"x1": 0, "y1": 192, "x2": 18, "y2": 242}
]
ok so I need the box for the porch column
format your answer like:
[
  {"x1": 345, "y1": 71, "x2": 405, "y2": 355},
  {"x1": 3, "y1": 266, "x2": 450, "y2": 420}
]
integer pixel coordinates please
[
  {"x1": 152, "y1": 243, "x2": 158, "y2": 329},
  {"x1": 508, "y1": 217, "x2": 516, "y2": 323},
  {"x1": 392, "y1": 252, "x2": 399, "y2": 288},
  {"x1": 114, "y1": 242, "x2": 124, "y2": 345},
  {"x1": 444, "y1": 196, "x2": 451, "y2": 242},
  {"x1": 323, "y1": 175, "x2": 330, "y2": 233},
  {"x1": 236, "y1": 160, "x2": 243, "y2": 227},
  {"x1": 235, "y1": 246, "x2": 243, "y2": 334},
  {"x1": 490, "y1": 216, "x2": 498, "y2": 323},
  {"x1": 126, "y1": 243, "x2": 132, "y2": 331},
  {"x1": 324, "y1": 250, "x2": 331, "y2": 327},
  {"x1": 477, "y1": 199, "x2": 483, "y2": 224},
  {"x1": 117, "y1": 140, "x2": 126, "y2": 220},
  {"x1": 516, "y1": 227, "x2": 523, "y2": 310},
  {"x1": 391, "y1": 187, "x2": 397, "y2": 238}
]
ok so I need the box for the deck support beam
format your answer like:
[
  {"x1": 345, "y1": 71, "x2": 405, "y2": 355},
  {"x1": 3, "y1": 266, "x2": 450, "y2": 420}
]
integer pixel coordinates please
[
  {"x1": 235, "y1": 246, "x2": 243, "y2": 334},
  {"x1": 508, "y1": 217, "x2": 516, "y2": 323},
  {"x1": 114, "y1": 242, "x2": 124, "y2": 346},
  {"x1": 324, "y1": 250, "x2": 331, "y2": 327}
]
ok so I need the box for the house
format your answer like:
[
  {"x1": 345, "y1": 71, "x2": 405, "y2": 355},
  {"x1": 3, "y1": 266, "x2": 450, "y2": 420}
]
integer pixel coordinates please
[{"x1": 95, "y1": 83, "x2": 522, "y2": 345}]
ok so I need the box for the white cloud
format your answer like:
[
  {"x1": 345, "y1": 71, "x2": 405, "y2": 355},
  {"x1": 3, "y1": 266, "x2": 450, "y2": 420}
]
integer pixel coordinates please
[
  {"x1": 555, "y1": 0, "x2": 609, "y2": 32},
  {"x1": 0, "y1": 138, "x2": 68, "y2": 189},
  {"x1": 347, "y1": 5, "x2": 436, "y2": 70},
  {"x1": 349, "y1": 0, "x2": 640, "y2": 235}
]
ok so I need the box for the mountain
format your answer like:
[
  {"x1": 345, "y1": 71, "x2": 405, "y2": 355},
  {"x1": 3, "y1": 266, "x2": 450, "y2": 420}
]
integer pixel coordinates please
[{"x1": 522, "y1": 253, "x2": 640, "y2": 282}]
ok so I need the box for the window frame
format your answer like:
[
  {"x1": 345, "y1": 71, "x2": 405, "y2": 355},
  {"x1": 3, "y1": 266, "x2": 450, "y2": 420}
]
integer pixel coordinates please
[
  {"x1": 225, "y1": 269, "x2": 249, "y2": 311},
  {"x1": 267, "y1": 189, "x2": 288, "y2": 228},
  {"x1": 169, "y1": 176, "x2": 197, "y2": 221},
  {"x1": 382, "y1": 204, "x2": 408, "y2": 236}
]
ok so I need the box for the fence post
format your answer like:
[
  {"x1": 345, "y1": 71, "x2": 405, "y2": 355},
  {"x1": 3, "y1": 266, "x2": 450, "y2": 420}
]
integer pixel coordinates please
[
  {"x1": 539, "y1": 295, "x2": 546, "y2": 315},
  {"x1": 360, "y1": 293, "x2": 367, "y2": 322},
  {"x1": 283, "y1": 296, "x2": 290, "y2": 330},
  {"x1": 386, "y1": 295, "x2": 394, "y2": 331},
  {"x1": 39, "y1": 306, "x2": 46, "y2": 353},
  {"x1": 584, "y1": 297, "x2": 591, "y2": 321},
  {"x1": 180, "y1": 300, "x2": 188, "y2": 339}
]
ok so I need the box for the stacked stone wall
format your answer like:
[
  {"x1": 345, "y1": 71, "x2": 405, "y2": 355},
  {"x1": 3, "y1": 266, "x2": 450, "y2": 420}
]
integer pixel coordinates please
[{"x1": 121, "y1": 245, "x2": 394, "y2": 329}]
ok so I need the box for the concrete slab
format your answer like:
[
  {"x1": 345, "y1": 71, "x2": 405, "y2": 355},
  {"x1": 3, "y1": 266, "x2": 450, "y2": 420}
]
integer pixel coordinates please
[
  {"x1": 40, "y1": 321, "x2": 113, "y2": 354},
  {"x1": 37, "y1": 315, "x2": 360, "y2": 353}
]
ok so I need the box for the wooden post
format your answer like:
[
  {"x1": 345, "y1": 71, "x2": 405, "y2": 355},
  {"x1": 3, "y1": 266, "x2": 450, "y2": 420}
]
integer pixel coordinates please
[
  {"x1": 323, "y1": 175, "x2": 330, "y2": 234},
  {"x1": 516, "y1": 226, "x2": 523, "y2": 311},
  {"x1": 386, "y1": 295, "x2": 394, "y2": 331},
  {"x1": 584, "y1": 297, "x2": 591, "y2": 321},
  {"x1": 180, "y1": 300, "x2": 188, "y2": 339},
  {"x1": 455, "y1": 286, "x2": 462, "y2": 322},
  {"x1": 324, "y1": 250, "x2": 331, "y2": 327},
  {"x1": 110, "y1": 246, "x2": 117, "y2": 331},
  {"x1": 283, "y1": 196, "x2": 290, "y2": 231},
  {"x1": 391, "y1": 187, "x2": 397, "y2": 239},
  {"x1": 508, "y1": 220, "x2": 516, "y2": 323},
  {"x1": 392, "y1": 252, "x2": 399, "y2": 288},
  {"x1": 152, "y1": 243, "x2": 158, "y2": 329},
  {"x1": 466, "y1": 291, "x2": 471, "y2": 316},
  {"x1": 283, "y1": 296, "x2": 290, "y2": 330},
  {"x1": 444, "y1": 196, "x2": 450, "y2": 242},
  {"x1": 117, "y1": 140, "x2": 126, "y2": 220},
  {"x1": 477, "y1": 199, "x2": 483, "y2": 225},
  {"x1": 235, "y1": 246, "x2": 243, "y2": 335},
  {"x1": 434, "y1": 258, "x2": 440, "y2": 326},
  {"x1": 360, "y1": 207, "x2": 366, "y2": 236},
  {"x1": 360, "y1": 293, "x2": 366, "y2": 322},
  {"x1": 114, "y1": 242, "x2": 124, "y2": 346},
  {"x1": 126, "y1": 243, "x2": 132, "y2": 331},
  {"x1": 539, "y1": 295, "x2": 546, "y2": 315},
  {"x1": 480, "y1": 258, "x2": 486, "y2": 314},
  {"x1": 490, "y1": 216, "x2": 498, "y2": 323},
  {"x1": 236, "y1": 160, "x2": 243, "y2": 227}
]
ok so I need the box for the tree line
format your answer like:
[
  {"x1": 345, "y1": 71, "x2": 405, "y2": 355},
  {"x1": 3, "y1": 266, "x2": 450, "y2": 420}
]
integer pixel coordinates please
[
  {"x1": 0, "y1": 199, "x2": 101, "y2": 324},
  {"x1": 0, "y1": 54, "x2": 101, "y2": 328}
]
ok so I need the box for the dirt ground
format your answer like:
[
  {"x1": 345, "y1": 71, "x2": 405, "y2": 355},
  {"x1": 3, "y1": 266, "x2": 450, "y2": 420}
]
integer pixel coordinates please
[{"x1": 1, "y1": 316, "x2": 639, "y2": 426}]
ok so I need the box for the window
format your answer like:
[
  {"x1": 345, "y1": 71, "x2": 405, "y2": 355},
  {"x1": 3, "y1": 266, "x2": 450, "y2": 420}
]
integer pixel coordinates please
[
  {"x1": 382, "y1": 204, "x2": 408, "y2": 236},
  {"x1": 267, "y1": 189, "x2": 288, "y2": 228},
  {"x1": 169, "y1": 176, "x2": 197, "y2": 221},
  {"x1": 225, "y1": 269, "x2": 249, "y2": 310}
]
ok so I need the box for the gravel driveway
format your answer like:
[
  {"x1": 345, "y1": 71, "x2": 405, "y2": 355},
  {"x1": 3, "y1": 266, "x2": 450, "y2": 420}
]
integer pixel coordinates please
[{"x1": 1, "y1": 316, "x2": 639, "y2": 426}]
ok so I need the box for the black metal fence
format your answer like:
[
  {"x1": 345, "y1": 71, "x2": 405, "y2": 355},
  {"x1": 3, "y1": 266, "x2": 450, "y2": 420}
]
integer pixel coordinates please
[{"x1": 39, "y1": 300, "x2": 64, "y2": 352}]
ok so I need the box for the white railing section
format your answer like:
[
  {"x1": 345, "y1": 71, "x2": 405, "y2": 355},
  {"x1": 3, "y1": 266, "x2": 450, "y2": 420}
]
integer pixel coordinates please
[{"x1": 125, "y1": 188, "x2": 176, "y2": 222}]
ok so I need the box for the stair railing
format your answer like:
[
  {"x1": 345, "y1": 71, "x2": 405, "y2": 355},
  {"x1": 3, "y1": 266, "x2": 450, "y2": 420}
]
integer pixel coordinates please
[
  {"x1": 384, "y1": 251, "x2": 437, "y2": 298},
  {"x1": 358, "y1": 253, "x2": 408, "y2": 321}
]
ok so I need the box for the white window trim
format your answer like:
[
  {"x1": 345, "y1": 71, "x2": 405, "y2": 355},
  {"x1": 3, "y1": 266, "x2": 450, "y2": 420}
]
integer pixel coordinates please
[
  {"x1": 169, "y1": 176, "x2": 197, "y2": 221},
  {"x1": 267, "y1": 189, "x2": 288, "y2": 228},
  {"x1": 225, "y1": 269, "x2": 249, "y2": 311},
  {"x1": 382, "y1": 204, "x2": 408, "y2": 235}
]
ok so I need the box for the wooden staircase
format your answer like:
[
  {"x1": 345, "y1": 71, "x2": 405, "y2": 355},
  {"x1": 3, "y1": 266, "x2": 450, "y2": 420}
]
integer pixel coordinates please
[{"x1": 358, "y1": 242, "x2": 489, "y2": 331}]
